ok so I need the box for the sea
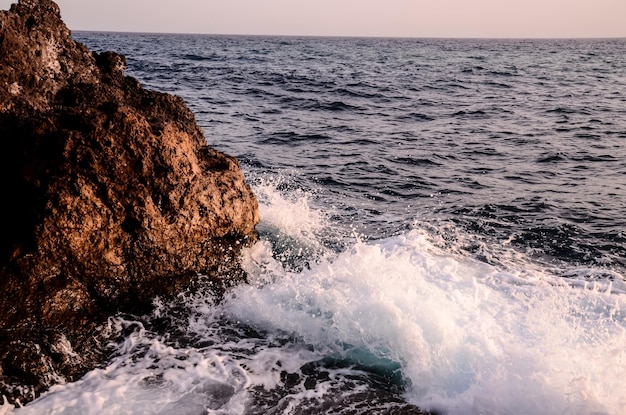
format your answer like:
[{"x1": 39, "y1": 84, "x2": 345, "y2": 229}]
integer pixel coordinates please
[{"x1": 3, "y1": 33, "x2": 626, "y2": 415}]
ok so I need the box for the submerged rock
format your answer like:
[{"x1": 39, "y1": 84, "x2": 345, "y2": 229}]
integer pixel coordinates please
[{"x1": 0, "y1": 0, "x2": 259, "y2": 403}]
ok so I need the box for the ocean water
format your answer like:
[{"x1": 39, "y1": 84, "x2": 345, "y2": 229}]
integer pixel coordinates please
[{"x1": 3, "y1": 34, "x2": 626, "y2": 414}]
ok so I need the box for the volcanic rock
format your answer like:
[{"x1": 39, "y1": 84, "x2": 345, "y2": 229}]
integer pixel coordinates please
[{"x1": 0, "y1": 0, "x2": 259, "y2": 403}]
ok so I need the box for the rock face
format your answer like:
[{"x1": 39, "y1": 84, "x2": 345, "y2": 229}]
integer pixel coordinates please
[{"x1": 0, "y1": 0, "x2": 259, "y2": 403}]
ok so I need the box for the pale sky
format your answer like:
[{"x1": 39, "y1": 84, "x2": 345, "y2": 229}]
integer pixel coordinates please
[{"x1": 1, "y1": 0, "x2": 625, "y2": 38}]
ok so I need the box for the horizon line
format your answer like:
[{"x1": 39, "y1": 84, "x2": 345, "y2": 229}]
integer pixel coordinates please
[{"x1": 71, "y1": 29, "x2": 626, "y2": 42}]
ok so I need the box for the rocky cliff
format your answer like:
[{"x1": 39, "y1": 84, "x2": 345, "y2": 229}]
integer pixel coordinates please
[{"x1": 0, "y1": 0, "x2": 259, "y2": 403}]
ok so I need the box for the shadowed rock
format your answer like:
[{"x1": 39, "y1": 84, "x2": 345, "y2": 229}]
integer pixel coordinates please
[{"x1": 0, "y1": 0, "x2": 259, "y2": 403}]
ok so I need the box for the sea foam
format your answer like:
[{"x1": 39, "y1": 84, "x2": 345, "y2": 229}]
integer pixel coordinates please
[{"x1": 227, "y1": 227, "x2": 626, "y2": 414}]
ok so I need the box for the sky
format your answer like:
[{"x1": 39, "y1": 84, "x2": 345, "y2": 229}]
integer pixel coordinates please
[{"x1": 1, "y1": 0, "x2": 625, "y2": 38}]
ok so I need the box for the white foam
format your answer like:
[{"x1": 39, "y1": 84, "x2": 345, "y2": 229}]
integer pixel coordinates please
[
  {"x1": 252, "y1": 174, "x2": 327, "y2": 247},
  {"x1": 227, "y1": 229, "x2": 626, "y2": 414},
  {"x1": 9, "y1": 316, "x2": 299, "y2": 415}
]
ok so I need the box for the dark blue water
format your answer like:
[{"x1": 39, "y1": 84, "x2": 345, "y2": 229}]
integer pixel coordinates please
[{"x1": 10, "y1": 34, "x2": 626, "y2": 415}]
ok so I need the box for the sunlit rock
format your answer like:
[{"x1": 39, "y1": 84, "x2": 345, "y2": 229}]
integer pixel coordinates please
[{"x1": 0, "y1": 0, "x2": 259, "y2": 403}]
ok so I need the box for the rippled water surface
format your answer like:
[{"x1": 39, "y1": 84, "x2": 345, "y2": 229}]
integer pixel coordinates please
[
  {"x1": 6, "y1": 34, "x2": 626, "y2": 415},
  {"x1": 80, "y1": 34, "x2": 626, "y2": 271}
]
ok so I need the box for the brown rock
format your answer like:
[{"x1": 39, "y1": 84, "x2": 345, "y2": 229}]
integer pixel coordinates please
[{"x1": 0, "y1": 0, "x2": 259, "y2": 403}]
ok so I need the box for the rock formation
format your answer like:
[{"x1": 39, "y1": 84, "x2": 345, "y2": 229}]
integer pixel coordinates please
[{"x1": 0, "y1": 0, "x2": 259, "y2": 403}]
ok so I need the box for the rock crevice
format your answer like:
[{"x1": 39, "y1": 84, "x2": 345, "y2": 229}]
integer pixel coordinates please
[{"x1": 0, "y1": 0, "x2": 259, "y2": 402}]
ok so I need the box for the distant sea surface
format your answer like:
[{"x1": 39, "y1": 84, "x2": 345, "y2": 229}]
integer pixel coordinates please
[{"x1": 9, "y1": 34, "x2": 626, "y2": 414}]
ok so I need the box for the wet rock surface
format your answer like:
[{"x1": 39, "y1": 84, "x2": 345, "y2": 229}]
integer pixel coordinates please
[{"x1": 0, "y1": 0, "x2": 259, "y2": 403}]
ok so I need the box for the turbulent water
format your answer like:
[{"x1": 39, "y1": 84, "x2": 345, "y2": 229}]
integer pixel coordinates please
[{"x1": 4, "y1": 34, "x2": 626, "y2": 414}]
